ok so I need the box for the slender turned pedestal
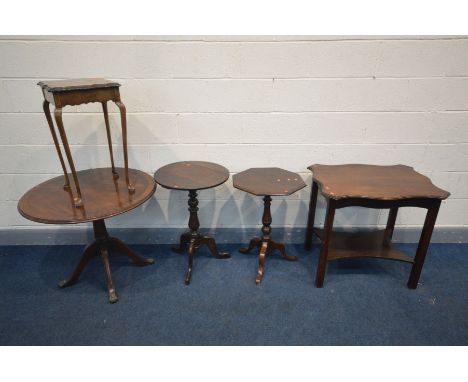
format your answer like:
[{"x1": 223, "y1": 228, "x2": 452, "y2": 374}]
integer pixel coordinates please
[
  {"x1": 233, "y1": 168, "x2": 306, "y2": 284},
  {"x1": 154, "y1": 161, "x2": 231, "y2": 285},
  {"x1": 304, "y1": 164, "x2": 450, "y2": 288},
  {"x1": 173, "y1": 190, "x2": 230, "y2": 285},
  {"x1": 17, "y1": 79, "x2": 156, "y2": 303},
  {"x1": 239, "y1": 195, "x2": 299, "y2": 284}
]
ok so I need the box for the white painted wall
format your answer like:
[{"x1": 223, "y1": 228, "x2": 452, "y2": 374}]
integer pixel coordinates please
[{"x1": 1, "y1": 36, "x2": 467, "y2": 233}]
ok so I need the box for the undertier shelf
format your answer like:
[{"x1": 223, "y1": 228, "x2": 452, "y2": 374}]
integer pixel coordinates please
[{"x1": 314, "y1": 228, "x2": 414, "y2": 263}]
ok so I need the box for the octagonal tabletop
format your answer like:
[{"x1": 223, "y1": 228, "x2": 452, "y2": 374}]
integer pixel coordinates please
[
  {"x1": 154, "y1": 161, "x2": 229, "y2": 191},
  {"x1": 233, "y1": 167, "x2": 306, "y2": 196},
  {"x1": 309, "y1": 164, "x2": 450, "y2": 201}
]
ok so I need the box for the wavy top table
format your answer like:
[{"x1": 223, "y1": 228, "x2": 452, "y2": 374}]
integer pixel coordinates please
[{"x1": 304, "y1": 164, "x2": 450, "y2": 289}]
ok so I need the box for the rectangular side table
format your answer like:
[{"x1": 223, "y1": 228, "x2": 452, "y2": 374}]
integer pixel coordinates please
[
  {"x1": 38, "y1": 78, "x2": 134, "y2": 207},
  {"x1": 304, "y1": 164, "x2": 450, "y2": 288}
]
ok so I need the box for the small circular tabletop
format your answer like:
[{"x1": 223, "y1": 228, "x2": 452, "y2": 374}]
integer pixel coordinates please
[
  {"x1": 233, "y1": 167, "x2": 306, "y2": 196},
  {"x1": 154, "y1": 161, "x2": 229, "y2": 191},
  {"x1": 18, "y1": 167, "x2": 156, "y2": 224},
  {"x1": 309, "y1": 164, "x2": 450, "y2": 200}
]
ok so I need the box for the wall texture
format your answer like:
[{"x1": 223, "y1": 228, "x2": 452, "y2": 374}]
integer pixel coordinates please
[{"x1": 1, "y1": 36, "x2": 467, "y2": 241}]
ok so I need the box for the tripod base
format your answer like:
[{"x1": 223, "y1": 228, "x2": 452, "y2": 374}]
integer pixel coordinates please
[
  {"x1": 58, "y1": 219, "x2": 154, "y2": 303},
  {"x1": 172, "y1": 231, "x2": 230, "y2": 285},
  {"x1": 240, "y1": 237, "x2": 297, "y2": 284}
]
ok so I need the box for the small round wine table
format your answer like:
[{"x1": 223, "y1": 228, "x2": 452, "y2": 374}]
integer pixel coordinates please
[
  {"x1": 154, "y1": 161, "x2": 230, "y2": 285},
  {"x1": 18, "y1": 167, "x2": 156, "y2": 303},
  {"x1": 233, "y1": 167, "x2": 306, "y2": 284}
]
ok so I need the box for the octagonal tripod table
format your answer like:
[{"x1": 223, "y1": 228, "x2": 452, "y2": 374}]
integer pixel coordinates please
[
  {"x1": 154, "y1": 161, "x2": 231, "y2": 285},
  {"x1": 18, "y1": 168, "x2": 156, "y2": 303},
  {"x1": 304, "y1": 164, "x2": 450, "y2": 288},
  {"x1": 233, "y1": 168, "x2": 306, "y2": 284}
]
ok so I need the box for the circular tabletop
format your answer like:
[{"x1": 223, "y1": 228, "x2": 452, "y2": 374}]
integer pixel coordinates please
[
  {"x1": 154, "y1": 161, "x2": 229, "y2": 191},
  {"x1": 18, "y1": 167, "x2": 156, "y2": 224},
  {"x1": 233, "y1": 167, "x2": 306, "y2": 196}
]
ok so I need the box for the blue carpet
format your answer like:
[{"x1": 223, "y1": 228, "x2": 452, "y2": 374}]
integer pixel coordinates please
[{"x1": 0, "y1": 242, "x2": 467, "y2": 345}]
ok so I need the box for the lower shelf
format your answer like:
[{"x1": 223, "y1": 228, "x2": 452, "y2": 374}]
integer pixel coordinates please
[{"x1": 314, "y1": 228, "x2": 414, "y2": 263}]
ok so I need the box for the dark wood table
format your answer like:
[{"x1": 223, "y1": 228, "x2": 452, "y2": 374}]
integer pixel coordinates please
[
  {"x1": 304, "y1": 164, "x2": 450, "y2": 288},
  {"x1": 233, "y1": 167, "x2": 306, "y2": 284},
  {"x1": 154, "y1": 161, "x2": 230, "y2": 285},
  {"x1": 17, "y1": 79, "x2": 156, "y2": 303},
  {"x1": 38, "y1": 78, "x2": 134, "y2": 207}
]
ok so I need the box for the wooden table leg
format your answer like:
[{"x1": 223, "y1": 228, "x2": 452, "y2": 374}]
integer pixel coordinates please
[
  {"x1": 110, "y1": 237, "x2": 155, "y2": 266},
  {"x1": 269, "y1": 240, "x2": 297, "y2": 261},
  {"x1": 384, "y1": 207, "x2": 398, "y2": 247},
  {"x1": 407, "y1": 201, "x2": 441, "y2": 289},
  {"x1": 102, "y1": 101, "x2": 118, "y2": 179},
  {"x1": 114, "y1": 100, "x2": 134, "y2": 193},
  {"x1": 179, "y1": 190, "x2": 229, "y2": 285},
  {"x1": 99, "y1": 245, "x2": 118, "y2": 303},
  {"x1": 201, "y1": 235, "x2": 230, "y2": 258},
  {"x1": 58, "y1": 241, "x2": 98, "y2": 288},
  {"x1": 58, "y1": 219, "x2": 153, "y2": 303},
  {"x1": 54, "y1": 107, "x2": 83, "y2": 208},
  {"x1": 255, "y1": 242, "x2": 268, "y2": 284},
  {"x1": 315, "y1": 199, "x2": 336, "y2": 288},
  {"x1": 239, "y1": 237, "x2": 262, "y2": 253},
  {"x1": 241, "y1": 195, "x2": 296, "y2": 284},
  {"x1": 254, "y1": 196, "x2": 272, "y2": 284},
  {"x1": 42, "y1": 100, "x2": 70, "y2": 190},
  {"x1": 172, "y1": 232, "x2": 191, "y2": 254},
  {"x1": 305, "y1": 181, "x2": 318, "y2": 251},
  {"x1": 185, "y1": 239, "x2": 196, "y2": 285}
]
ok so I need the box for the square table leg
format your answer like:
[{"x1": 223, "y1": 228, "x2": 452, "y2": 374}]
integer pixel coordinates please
[
  {"x1": 305, "y1": 181, "x2": 319, "y2": 251},
  {"x1": 384, "y1": 207, "x2": 398, "y2": 246},
  {"x1": 407, "y1": 201, "x2": 441, "y2": 289},
  {"x1": 315, "y1": 198, "x2": 336, "y2": 288}
]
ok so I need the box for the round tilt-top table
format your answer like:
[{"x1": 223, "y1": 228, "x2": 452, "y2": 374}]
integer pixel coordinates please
[
  {"x1": 233, "y1": 167, "x2": 306, "y2": 284},
  {"x1": 154, "y1": 161, "x2": 230, "y2": 285},
  {"x1": 18, "y1": 167, "x2": 156, "y2": 303},
  {"x1": 21, "y1": 78, "x2": 158, "y2": 304}
]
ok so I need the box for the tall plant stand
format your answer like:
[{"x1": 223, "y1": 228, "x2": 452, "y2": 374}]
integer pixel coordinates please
[{"x1": 18, "y1": 79, "x2": 156, "y2": 303}]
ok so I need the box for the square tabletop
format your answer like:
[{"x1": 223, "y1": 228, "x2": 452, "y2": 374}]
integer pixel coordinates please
[{"x1": 309, "y1": 164, "x2": 450, "y2": 201}]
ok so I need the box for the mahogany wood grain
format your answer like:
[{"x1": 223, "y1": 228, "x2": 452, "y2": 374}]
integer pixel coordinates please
[
  {"x1": 305, "y1": 164, "x2": 449, "y2": 288},
  {"x1": 154, "y1": 161, "x2": 230, "y2": 285},
  {"x1": 309, "y1": 164, "x2": 450, "y2": 200},
  {"x1": 234, "y1": 168, "x2": 303, "y2": 284},
  {"x1": 154, "y1": 161, "x2": 229, "y2": 191},
  {"x1": 232, "y1": 167, "x2": 306, "y2": 196},
  {"x1": 58, "y1": 219, "x2": 154, "y2": 303},
  {"x1": 37, "y1": 78, "x2": 132, "y2": 207},
  {"x1": 38, "y1": 78, "x2": 120, "y2": 92},
  {"x1": 313, "y1": 228, "x2": 414, "y2": 263},
  {"x1": 18, "y1": 167, "x2": 156, "y2": 224},
  {"x1": 19, "y1": 79, "x2": 154, "y2": 303}
]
